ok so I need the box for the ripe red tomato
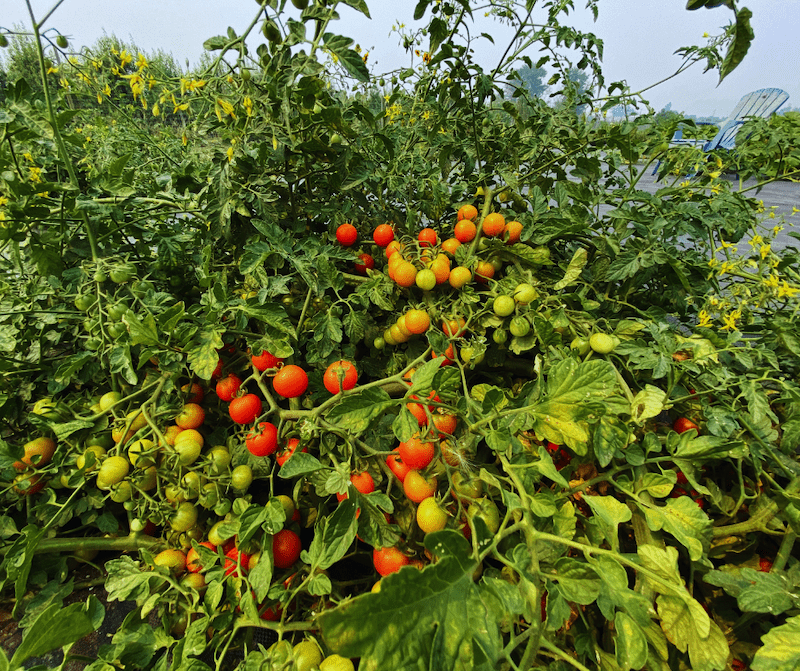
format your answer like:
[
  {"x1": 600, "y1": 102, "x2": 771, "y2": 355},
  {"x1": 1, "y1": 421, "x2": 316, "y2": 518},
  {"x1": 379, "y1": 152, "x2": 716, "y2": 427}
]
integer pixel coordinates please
[
  {"x1": 373, "y1": 224, "x2": 394, "y2": 247},
  {"x1": 323, "y1": 360, "x2": 358, "y2": 394},
  {"x1": 215, "y1": 373, "x2": 242, "y2": 401},
  {"x1": 252, "y1": 350, "x2": 283, "y2": 371},
  {"x1": 354, "y1": 253, "x2": 375, "y2": 274},
  {"x1": 273, "y1": 529, "x2": 302, "y2": 569},
  {"x1": 181, "y1": 382, "x2": 204, "y2": 404},
  {"x1": 272, "y1": 365, "x2": 308, "y2": 398},
  {"x1": 398, "y1": 434, "x2": 435, "y2": 469},
  {"x1": 246, "y1": 421, "x2": 278, "y2": 457},
  {"x1": 673, "y1": 417, "x2": 700, "y2": 434},
  {"x1": 186, "y1": 541, "x2": 216, "y2": 573},
  {"x1": 373, "y1": 546, "x2": 410, "y2": 576},
  {"x1": 336, "y1": 223, "x2": 358, "y2": 246},
  {"x1": 229, "y1": 394, "x2": 262, "y2": 424},
  {"x1": 337, "y1": 471, "x2": 375, "y2": 501},
  {"x1": 418, "y1": 227, "x2": 438, "y2": 247},
  {"x1": 276, "y1": 438, "x2": 307, "y2": 467},
  {"x1": 386, "y1": 450, "x2": 411, "y2": 482},
  {"x1": 224, "y1": 546, "x2": 251, "y2": 577}
]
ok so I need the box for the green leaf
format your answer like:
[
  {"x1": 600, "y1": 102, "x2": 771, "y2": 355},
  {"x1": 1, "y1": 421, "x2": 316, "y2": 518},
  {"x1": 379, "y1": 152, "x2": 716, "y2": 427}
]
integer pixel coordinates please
[
  {"x1": 10, "y1": 599, "x2": 101, "y2": 668},
  {"x1": 615, "y1": 611, "x2": 648, "y2": 671},
  {"x1": 186, "y1": 327, "x2": 224, "y2": 380},
  {"x1": 305, "y1": 499, "x2": 358, "y2": 570},
  {"x1": 278, "y1": 452, "x2": 323, "y2": 479},
  {"x1": 327, "y1": 387, "x2": 396, "y2": 435},
  {"x1": 553, "y1": 558, "x2": 601, "y2": 605},
  {"x1": 108, "y1": 344, "x2": 138, "y2": 385},
  {"x1": 630, "y1": 385, "x2": 666, "y2": 424},
  {"x1": 719, "y1": 7, "x2": 754, "y2": 83},
  {"x1": 656, "y1": 593, "x2": 729, "y2": 671},
  {"x1": 554, "y1": 247, "x2": 587, "y2": 290},
  {"x1": 324, "y1": 34, "x2": 369, "y2": 82},
  {"x1": 527, "y1": 358, "x2": 616, "y2": 451},
  {"x1": 593, "y1": 415, "x2": 628, "y2": 467},
  {"x1": 341, "y1": 0, "x2": 371, "y2": 18},
  {"x1": 122, "y1": 311, "x2": 160, "y2": 347},
  {"x1": 640, "y1": 497, "x2": 710, "y2": 562},
  {"x1": 704, "y1": 567, "x2": 799, "y2": 615},
  {"x1": 203, "y1": 35, "x2": 228, "y2": 51},
  {"x1": 318, "y1": 530, "x2": 500, "y2": 671},
  {"x1": 752, "y1": 613, "x2": 800, "y2": 671},
  {"x1": 583, "y1": 495, "x2": 632, "y2": 552}
]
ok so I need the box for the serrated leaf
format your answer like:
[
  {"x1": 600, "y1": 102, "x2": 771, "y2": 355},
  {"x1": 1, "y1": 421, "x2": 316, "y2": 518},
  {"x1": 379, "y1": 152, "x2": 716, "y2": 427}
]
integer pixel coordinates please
[
  {"x1": 318, "y1": 530, "x2": 500, "y2": 671},
  {"x1": 10, "y1": 599, "x2": 101, "y2": 668},
  {"x1": 554, "y1": 247, "x2": 587, "y2": 290},
  {"x1": 752, "y1": 614, "x2": 800, "y2": 671},
  {"x1": 615, "y1": 611, "x2": 648, "y2": 671},
  {"x1": 657, "y1": 593, "x2": 728, "y2": 671},
  {"x1": 122, "y1": 312, "x2": 160, "y2": 347},
  {"x1": 278, "y1": 452, "x2": 323, "y2": 479},
  {"x1": 640, "y1": 497, "x2": 710, "y2": 561},
  {"x1": 327, "y1": 387, "x2": 396, "y2": 435},
  {"x1": 719, "y1": 7, "x2": 753, "y2": 83},
  {"x1": 341, "y1": 0, "x2": 371, "y2": 18},
  {"x1": 630, "y1": 385, "x2": 666, "y2": 424},
  {"x1": 527, "y1": 358, "x2": 616, "y2": 451},
  {"x1": 307, "y1": 499, "x2": 358, "y2": 570},
  {"x1": 584, "y1": 496, "x2": 632, "y2": 552},
  {"x1": 553, "y1": 557, "x2": 601, "y2": 605},
  {"x1": 108, "y1": 344, "x2": 138, "y2": 385},
  {"x1": 186, "y1": 327, "x2": 224, "y2": 380}
]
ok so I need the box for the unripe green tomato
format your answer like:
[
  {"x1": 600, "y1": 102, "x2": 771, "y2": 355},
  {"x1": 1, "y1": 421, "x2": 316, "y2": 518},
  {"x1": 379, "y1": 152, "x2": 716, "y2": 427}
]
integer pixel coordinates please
[
  {"x1": 373, "y1": 336, "x2": 385, "y2": 350},
  {"x1": 589, "y1": 332, "x2": 616, "y2": 354},
  {"x1": 319, "y1": 654, "x2": 355, "y2": 671},
  {"x1": 138, "y1": 465, "x2": 157, "y2": 491},
  {"x1": 96, "y1": 455, "x2": 129, "y2": 490},
  {"x1": 206, "y1": 446, "x2": 231, "y2": 475},
  {"x1": 493, "y1": 295, "x2": 515, "y2": 317},
  {"x1": 467, "y1": 497, "x2": 501, "y2": 534},
  {"x1": 330, "y1": 133, "x2": 342, "y2": 145},
  {"x1": 110, "y1": 480, "x2": 133, "y2": 503},
  {"x1": 0, "y1": 35, "x2": 9, "y2": 48},
  {"x1": 107, "y1": 322, "x2": 126, "y2": 339},
  {"x1": 93, "y1": 269, "x2": 107, "y2": 283},
  {"x1": 109, "y1": 263, "x2": 136, "y2": 284},
  {"x1": 182, "y1": 471, "x2": 203, "y2": 498},
  {"x1": 208, "y1": 519, "x2": 232, "y2": 547},
  {"x1": 290, "y1": 0, "x2": 309, "y2": 8},
  {"x1": 56, "y1": 35, "x2": 68, "y2": 49},
  {"x1": 198, "y1": 482, "x2": 220, "y2": 509},
  {"x1": 570, "y1": 337, "x2": 591, "y2": 356},
  {"x1": 513, "y1": 282, "x2": 538, "y2": 304},
  {"x1": 293, "y1": 640, "x2": 323, "y2": 671},
  {"x1": 509, "y1": 316, "x2": 531, "y2": 338},
  {"x1": 74, "y1": 294, "x2": 94, "y2": 311},
  {"x1": 175, "y1": 438, "x2": 202, "y2": 466},
  {"x1": 451, "y1": 471, "x2": 483, "y2": 499},
  {"x1": 262, "y1": 20, "x2": 281, "y2": 43},
  {"x1": 493, "y1": 328, "x2": 508, "y2": 344},
  {"x1": 415, "y1": 268, "x2": 437, "y2": 291},
  {"x1": 231, "y1": 464, "x2": 253, "y2": 491},
  {"x1": 170, "y1": 501, "x2": 198, "y2": 532}
]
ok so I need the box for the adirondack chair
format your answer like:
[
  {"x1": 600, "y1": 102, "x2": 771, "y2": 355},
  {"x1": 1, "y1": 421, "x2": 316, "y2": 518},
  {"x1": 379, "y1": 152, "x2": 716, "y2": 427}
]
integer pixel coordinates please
[{"x1": 652, "y1": 88, "x2": 789, "y2": 175}]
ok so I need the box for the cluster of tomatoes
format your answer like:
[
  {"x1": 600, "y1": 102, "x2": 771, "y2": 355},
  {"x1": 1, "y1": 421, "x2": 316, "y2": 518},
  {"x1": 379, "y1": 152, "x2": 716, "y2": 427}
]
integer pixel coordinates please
[{"x1": 336, "y1": 204, "x2": 522, "y2": 293}]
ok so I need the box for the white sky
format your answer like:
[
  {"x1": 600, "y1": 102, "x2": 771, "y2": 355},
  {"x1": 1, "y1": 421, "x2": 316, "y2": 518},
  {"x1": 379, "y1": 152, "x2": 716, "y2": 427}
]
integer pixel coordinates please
[{"x1": 3, "y1": 0, "x2": 799, "y2": 117}]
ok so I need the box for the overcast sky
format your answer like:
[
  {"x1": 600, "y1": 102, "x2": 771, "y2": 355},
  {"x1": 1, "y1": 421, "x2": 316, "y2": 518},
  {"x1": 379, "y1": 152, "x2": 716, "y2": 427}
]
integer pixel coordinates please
[{"x1": 3, "y1": 0, "x2": 798, "y2": 118}]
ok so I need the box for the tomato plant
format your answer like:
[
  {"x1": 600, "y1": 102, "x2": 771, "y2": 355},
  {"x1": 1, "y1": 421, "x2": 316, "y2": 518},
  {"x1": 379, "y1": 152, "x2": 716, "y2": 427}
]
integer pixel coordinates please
[{"x1": 0, "y1": 2, "x2": 792, "y2": 671}]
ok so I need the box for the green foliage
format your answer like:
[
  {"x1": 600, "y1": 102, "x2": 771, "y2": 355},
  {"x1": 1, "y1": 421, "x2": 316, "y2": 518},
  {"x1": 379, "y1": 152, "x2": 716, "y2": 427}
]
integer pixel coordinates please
[{"x1": 0, "y1": 1, "x2": 797, "y2": 670}]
